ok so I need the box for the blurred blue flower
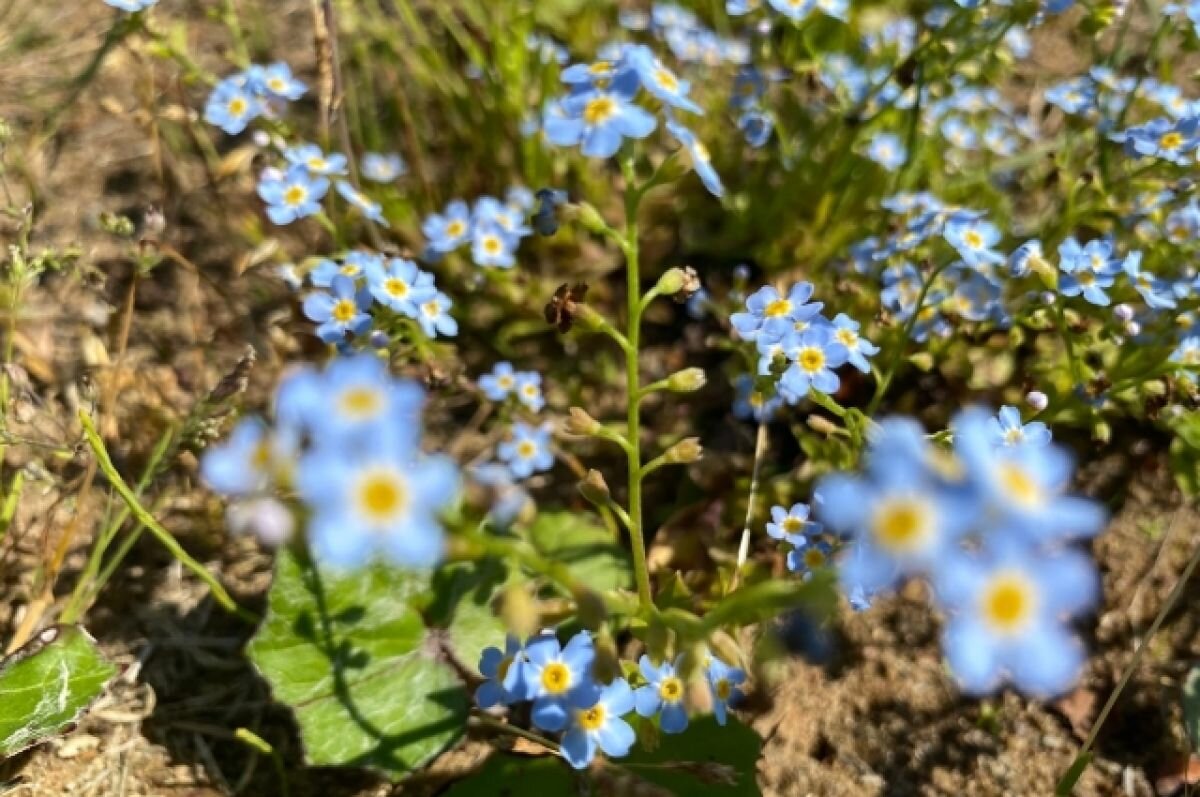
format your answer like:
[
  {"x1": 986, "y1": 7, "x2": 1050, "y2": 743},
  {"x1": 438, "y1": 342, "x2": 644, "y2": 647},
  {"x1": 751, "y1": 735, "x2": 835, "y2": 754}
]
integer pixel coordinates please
[
  {"x1": 665, "y1": 117, "x2": 724, "y2": 198},
  {"x1": 933, "y1": 541, "x2": 1098, "y2": 697},
  {"x1": 544, "y1": 69, "x2": 657, "y2": 158},
  {"x1": 302, "y1": 275, "x2": 372, "y2": 343},
  {"x1": 634, "y1": 655, "x2": 689, "y2": 733},
  {"x1": 831, "y1": 313, "x2": 879, "y2": 373},
  {"x1": 475, "y1": 635, "x2": 528, "y2": 708},
  {"x1": 204, "y1": 78, "x2": 262, "y2": 135},
  {"x1": 706, "y1": 656, "x2": 746, "y2": 726},
  {"x1": 416, "y1": 293, "x2": 458, "y2": 338},
  {"x1": 284, "y1": 143, "x2": 348, "y2": 176},
  {"x1": 989, "y1": 406, "x2": 1051, "y2": 448},
  {"x1": 336, "y1": 181, "x2": 388, "y2": 227},
  {"x1": 423, "y1": 200, "x2": 473, "y2": 253},
  {"x1": 480, "y1": 362, "x2": 518, "y2": 401},
  {"x1": 562, "y1": 678, "x2": 636, "y2": 769},
  {"x1": 361, "y1": 152, "x2": 406, "y2": 182},
  {"x1": 522, "y1": 632, "x2": 599, "y2": 732},
  {"x1": 499, "y1": 422, "x2": 554, "y2": 479},
  {"x1": 866, "y1": 132, "x2": 906, "y2": 171},
  {"x1": 258, "y1": 165, "x2": 328, "y2": 225}
]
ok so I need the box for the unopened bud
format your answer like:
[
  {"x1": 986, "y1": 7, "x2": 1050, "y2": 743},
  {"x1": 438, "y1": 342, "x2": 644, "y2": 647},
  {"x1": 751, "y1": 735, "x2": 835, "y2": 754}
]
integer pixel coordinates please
[
  {"x1": 564, "y1": 407, "x2": 601, "y2": 436},
  {"x1": 499, "y1": 584, "x2": 539, "y2": 641},
  {"x1": 573, "y1": 586, "x2": 608, "y2": 631},
  {"x1": 1093, "y1": 419, "x2": 1112, "y2": 444},
  {"x1": 806, "y1": 414, "x2": 840, "y2": 436},
  {"x1": 573, "y1": 202, "x2": 610, "y2": 236},
  {"x1": 656, "y1": 267, "x2": 686, "y2": 296},
  {"x1": 666, "y1": 367, "x2": 706, "y2": 393},
  {"x1": 578, "y1": 469, "x2": 611, "y2": 507},
  {"x1": 1025, "y1": 390, "x2": 1049, "y2": 412},
  {"x1": 708, "y1": 632, "x2": 745, "y2": 673},
  {"x1": 908, "y1": 351, "x2": 934, "y2": 372},
  {"x1": 590, "y1": 626, "x2": 620, "y2": 682},
  {"x1": 1114, "y1": 303, "x2": 1134, "y2": 322},
  {"x1": 662, "y1": 437, "x2": 703, "y2": 464},
  {"x1": 1126, "y1": 320, "x2": 1141, "y2": 337}
]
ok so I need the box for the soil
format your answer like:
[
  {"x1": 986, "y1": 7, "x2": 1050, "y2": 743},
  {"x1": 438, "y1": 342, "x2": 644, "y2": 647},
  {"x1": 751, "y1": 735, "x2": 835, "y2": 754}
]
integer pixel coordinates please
[{"x1": 0, "y1": 2, "x2": 1196, "y2": 796}]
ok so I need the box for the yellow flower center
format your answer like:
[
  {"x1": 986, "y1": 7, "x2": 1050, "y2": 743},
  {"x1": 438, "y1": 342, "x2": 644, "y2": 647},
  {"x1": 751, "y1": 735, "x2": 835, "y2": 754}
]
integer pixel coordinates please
[
  {"x1": 541, "y1": 662, "x2": 571, "y2": 694},
  {"x1": 715, "y1": 678, "x2": 732, "y2": 700},
  {"x1": 980, "y1": 572, "x2": 1037, "y2": 634},
  {"x1": 340, "y1": 264, "x2": 361, "y2": 276},
  {"x1": 1160, "y1": 131, "x2": 1184, "y2": 151},
  {"x1": 798, "y1": 347, "x2": 825, "y2": 374},
  {"x1": 446, "y1": 220, "x2": 466, "y2": 239},
  {"x1": 804, "y1": 548, "x2": 826, "y2": 569},
  {"x1": 268, "y1": 78, "x2": 286, "y2": 92},
  {"x1": 356, "y1": 470, "x2": 408, "y2": 523},
  {"x1": 307, "y1": 157, "x2": 327, "y2": 171},
  {"x1": 422, "y1": 300, "x2": 441, "y2": 318},
  {"x1": 338, "y1": 386, "x2": 382, "y2": 419},
  {"x1": 764, "y1": 299, "x2": 791, "y2": 318},
  {"x1": 782, "y1": 517, "x2": 803, "y2": 534},
  {"x1": 693, "y1": 140, "x2": 711, "y2": 163},
  {"x1": 482, "y1": 236, "x2": 502, "y2": 254},
  {"x1": 1004, "y1": 428, "x2": 1024, "y2": 445},
  {"x1": 228, "y1": 97, "x2": 247, "y2": 116},
  {"x1": 836, "y1": 329, "x2": 858, "y2": 348},
  {"x1": 283, "y1": 185, "x2": 308, "y2": 206},
  {"x1": 385, "y1": 278, "x2": 409, "y2": 298},
  {"x1": 654, "y1": 68, "x2": 679, "y2": 92},
  {"x1": 963, "y1": 230, "x2": 984, "y2": 249},
  {"x1": 517, "y1": 440, "x2": 537, "y2": 459},
  {"x1": 497, "y1": 375, "x2": 514, "y2": 388},
  {"x1": 331, "y1": 299, "x2": 357, "y2": 323},
  {"x1": 497, "y1": 657, "x2": 513, "y2": 683},
  {"x1": 998, "y1": 463, "x2": 1042, "y2": 507},
  {"x1": 871, "y1": 497, "x2": 933, "y2": 553},
  {"x1": 577, "y1": 704, "x2": 606, "y2": 731},
  {"x1": 658, "y1": 676, "x2": 683, "y2": 702},
  {"x1": 251, "y1": 441, "x2": 272, "y2": 469},
  {"x1": 584, "y1": 95, "x2": 617, "y2": 126}
]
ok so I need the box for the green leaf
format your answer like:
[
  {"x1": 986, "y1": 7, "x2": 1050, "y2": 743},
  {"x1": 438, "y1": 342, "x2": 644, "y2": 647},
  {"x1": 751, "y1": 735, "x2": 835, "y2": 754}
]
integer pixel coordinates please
[
  {"x1": 247, "y1": 549, "x2": 468, "y2": 780},
  {"x1": 0, "y1": 625, "x2": 116, "y2": 757},
  {"x1": 442, "y1": 753, "x2": 576, "y2": 796},
  {"x1": 426, "y1": 559, "x2": 509, "y2": 669},
  {"x1": 1184, "y1": 667, "x2": 1200, "y2": 752},
  {"x1": 527, "y1": 511, "x2": 632, "y2": 592},
  {"x1": 622, "y1": 715, "x2": 763, "y2": 795}
]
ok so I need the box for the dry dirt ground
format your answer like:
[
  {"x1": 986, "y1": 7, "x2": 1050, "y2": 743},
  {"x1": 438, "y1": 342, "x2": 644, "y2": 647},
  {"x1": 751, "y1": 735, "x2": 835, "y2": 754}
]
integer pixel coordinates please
[{"x1": 0, "y1": 3, "x2": 1197, "y2": 796}]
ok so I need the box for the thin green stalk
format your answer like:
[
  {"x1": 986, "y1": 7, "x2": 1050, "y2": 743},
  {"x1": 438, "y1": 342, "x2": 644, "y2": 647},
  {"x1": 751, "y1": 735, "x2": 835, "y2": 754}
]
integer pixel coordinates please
[
  {"x1": 866, "y1": 260, "x2": 951, "y2": 416},
  {"x1": 1056, "y1": 509, "x2": 1197, "y2": 795},
  {"x1": 78, "y1": 411, "x2": 255, "y2": 623},
  {"x1": 621, "y1": 155, "x2": 653, "y2": 610}
]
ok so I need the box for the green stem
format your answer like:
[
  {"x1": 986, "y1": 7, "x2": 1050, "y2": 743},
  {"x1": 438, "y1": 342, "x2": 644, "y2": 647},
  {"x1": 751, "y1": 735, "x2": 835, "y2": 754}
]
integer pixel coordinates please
[
  {"x1": 1055, "y1": 509, "x2": 1199, "y2": 795},
  {"x1": 621, "y1": 155, "x2": 653, "y2": 610},
  {"x1": 78, "y1": 411, "x2": 255, "y2": 623},
  {"x1": 866, "y1": 260, "x2": 950, "y2": 416}
]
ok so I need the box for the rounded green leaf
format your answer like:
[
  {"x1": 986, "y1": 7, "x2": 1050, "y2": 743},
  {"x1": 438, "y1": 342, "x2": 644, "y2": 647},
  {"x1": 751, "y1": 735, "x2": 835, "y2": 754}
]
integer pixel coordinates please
[
  {"x1": 247, "y1": 549, "x2": 468, "y2": 780},
  {"x1": 0, "y1": 625, "x2": 116, "y2": 757},
  {"x1": 527, "y1": 511, "x2": 632, "y2": 592}
]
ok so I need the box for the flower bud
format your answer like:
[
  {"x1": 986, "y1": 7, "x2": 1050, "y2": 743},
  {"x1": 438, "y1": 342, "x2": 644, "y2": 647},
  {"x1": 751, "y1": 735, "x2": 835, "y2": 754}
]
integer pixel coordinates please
[
  {"x1": 573, "y1": 202, "x2": 610, "y2": 237},
  {"x1": 499, "y1": 584, "x2": 539, "y2": 641},
  {"x1": 662, "y1": 437, "x2": 703, "y2": 464},
  {"x1": 1114, "y1": 303, "x2": 1134, "y2": 322},
  {"x1": 564, "y1": 407, "x2": 601, "y2": 436},
  {"x1": 590, "y1": 626, "x2": 620, "y2": 681},
  {"x1": 578, "y1": 469, "x2": 611, "y2": 507},
  {"x1": 573, "y1": 586, "x2": 608, "y2": 631},
  {"x1": 1025, "y1": 390, "x2": 1049, "y2": 412},
  {"x1": 1126, "y1": 320, "x2": 1141, "y2": 337},
  {"x1": 666, "y1": 367, "x2": 707, "y2": 393},
  {"x1": 806, "y1": 414, "x2": 840, "y2": 436},
  {"x1": 656, "y1": 267, "x2": 687, "y2": 296}
]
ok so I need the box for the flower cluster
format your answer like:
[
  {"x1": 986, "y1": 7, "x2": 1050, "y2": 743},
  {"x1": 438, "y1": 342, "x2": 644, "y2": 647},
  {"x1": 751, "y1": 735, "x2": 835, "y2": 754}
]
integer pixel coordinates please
[
  {"x1": 729, "y1": 0, "x2": 848, "y2": 25},
  {"x1": 730, "y1": 281, "x2": 878, "y2": 406},
  {"x1": 296, "y1": 251, "x2": 457, "y2": 344},
  {"x1": 257, "y1": 143, "x2": 387, "y2": 228},
  {"x1": 475, "y1": 630, "x2": 746, "y2": 769},
  {"x1": 203, "y1": 63, "x2": 306, "y2": 135},
  {"x1": 103, "y1": 0, "x2": 157, "y2": 11},
  {"x1": 201, "y1": 354, "x2": 459, "y2": 568},
  {"x1": 421, "y1": 188, "x2": 535, "y2": 268},
  {"x1": 543, "y1": 43, "x2": 724, "y2": 196},
  {"x1": 814, "y1": 408, "x2": 1104, "y2": 697},
  {"x1": 620, "y1": 4, "x2": 750, "y2": 67}
]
